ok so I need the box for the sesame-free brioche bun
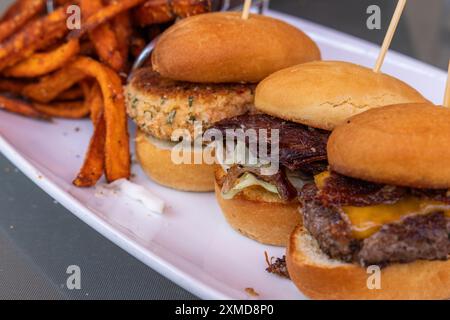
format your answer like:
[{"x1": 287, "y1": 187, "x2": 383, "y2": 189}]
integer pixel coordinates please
[
  {"x1": 255, "y1": 61, "x2": 429, "y2": 130},
  {"x1": 152, "y1": 12, "x2": 321, "y2": 84},
  {"x1": 328, "y1": 103, "x2": 450, "y2": 189},
  {"x1": 135, "y1": 130, "x2": 215, "y2": 192},
  {"x1": 214, "y1": 166, "x2": 300, "y2": 247},
  {"x1": 286, "y1": 226, "x2": 450, "y2": 300}
]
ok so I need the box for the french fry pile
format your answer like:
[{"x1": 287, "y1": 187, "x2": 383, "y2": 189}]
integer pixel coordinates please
[{"x1": 0, "y1": 0, "x2": 211, "y2": 187}]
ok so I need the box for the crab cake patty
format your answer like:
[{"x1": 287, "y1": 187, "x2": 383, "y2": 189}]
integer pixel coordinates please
[{"x1": 126, "y1": 68, "x2": 255, "y2": 141}]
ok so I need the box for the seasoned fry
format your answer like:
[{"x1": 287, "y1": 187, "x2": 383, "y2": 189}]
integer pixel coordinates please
[
  {"x1": 92, "y1": 25, "x2": 123, "y2": 71},
  {"x1": 55, "y1": 0, "x2": 79, "y2": 5},
  {"x1": 56, "y1": 86, "x2": 84, "y2": 101},
  {"x1": 3, "y1": 39, "x2": 80, "y2": 78},
  {"x1": 1, "y1": 0, "x2": 23, "y2": 21},
  {"x1": 0, "y1": 94, "x2": 48, "y2": 119},
  {"x1": 73, "y1": 113, "x2": 106, "y2": 187},
  {"x1": 22, "y1": 66, "x2": 87, "y2": 103},
  {"x1": 71, "y1": 57, "x2": 130, "y2": 182},
  {"x1": 172, "y1": 0, "x2": 211, "y2": 18},
  {"x1": 134, "y1": 0, "x2": 211, "y2": 26},
  {"x1": 0, "y1": 0, "x2": 45, "y2": 42},
  {"x1": 44, "y1": 80, "x2": 97, "y2": 118},
  {"x1": 79, "y1": 40, "x2": 95, "y2": 56},
  {"x1": 68, "y1": 0, "x2": 147, "y2": 39},
  {"x1": 134, "y1": 0, "x2": 174, "y2": 26},
  {"x1": 130, "y1": 33, "x2": 147, "y2": 58},
  {"x1": 80, "y1": 0, "x2": 124, "y2": 72},
  {"x1": 112, "y1": 12, "x2": 132, "y2": 71},
  {"x1": 0, "y1": 0, "x2": 211, "y2": 188},
  {"x1": 0, "y1": 7, "x2": 68, "y2": 71},
  {"x1": 73, "y1": 81, "x2": 105, "y2": 187},
  {"x1": 87, "y1": 82, "x2": 103, "y2": 124},
  {"x1": 33, "y1": 101, "x2": 90, "y2": 118},
  {"x1": 0, "y1": 78, "x2": 30, "y2": 94}
]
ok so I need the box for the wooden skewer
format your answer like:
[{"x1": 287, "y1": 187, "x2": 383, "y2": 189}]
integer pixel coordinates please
[
  {"x1": 373, "y1": 0, "x2": 408, "y2": 73},
  {"x1": 242, "y1": 0, "x2": 253, "y2": 20},
  {"x1": 444, "y1": 60, "x2": 450, "y2": 107}
]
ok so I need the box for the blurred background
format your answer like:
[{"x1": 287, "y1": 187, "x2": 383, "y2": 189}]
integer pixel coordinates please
[
  {"x1": 272, "y1": 0, "x2": 450, "y2": 70},
  {"x1": 0, "y1": 0, "x2": 449, "y2": 300}
]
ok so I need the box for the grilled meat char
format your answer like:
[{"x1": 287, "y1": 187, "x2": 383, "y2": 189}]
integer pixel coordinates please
[
  {"x1": 212, "y1": 114, "x2": 330, "y2": 200},
  {"x1": 299, "y1": 173, "x2": 450, "y2": 267},
  {"x1": 213, "y1": 114, "x2": 329, "y2": 172}
]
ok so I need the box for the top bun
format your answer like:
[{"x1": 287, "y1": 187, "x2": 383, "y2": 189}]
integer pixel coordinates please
[
  {"x1": 255, "y1": 61, "x2": 429, "y2": 130},
  {"x1": 328, "y1": 103, "x2": 450, "y2": 189},
  {"x1": 152, "y1": 12, "x2": 321, "y2": 83}
]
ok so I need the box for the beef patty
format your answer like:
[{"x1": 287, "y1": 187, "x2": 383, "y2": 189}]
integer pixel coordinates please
[{"x1": 300, "y1": 183, "x2": 450, "y2": 266}]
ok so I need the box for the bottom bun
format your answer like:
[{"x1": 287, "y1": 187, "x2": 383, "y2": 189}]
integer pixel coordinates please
[
  {"x1": 286, "y1": 226, "x2": 450, "y2": 300},
  {"x1": 136, "y1": 130, "x2": 215, "y2": 192},
  {"x1": 215, "y1": 167, "x2": 300, "y2": 246}
]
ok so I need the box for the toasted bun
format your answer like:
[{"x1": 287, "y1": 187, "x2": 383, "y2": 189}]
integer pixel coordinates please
[
  {"x1": 214, "y1": 167, "x2": 300, "y2": 246},
  {"x1": 255, "y1": 61, "x2": 429, "y2": 130},
  {"x1": 135, "y1": 130, "x2": 215, "y2": 192},
  {"x1": 287, "y1": 226, "x2": 450, "y2": 300},
  {"x1": 328, "y1": 103, "x2": 450, "y2": 189},
  {"x1": 152, "y1": 12, "x2": 321, "y2": 83}
]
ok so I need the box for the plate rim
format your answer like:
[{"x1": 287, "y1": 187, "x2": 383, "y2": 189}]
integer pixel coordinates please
[{"x1": 0, "y1": 10, "x2": 447, "y2": 300}]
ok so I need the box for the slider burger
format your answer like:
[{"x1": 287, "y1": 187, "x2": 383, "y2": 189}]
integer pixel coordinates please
[
  {"x1": 213, "y1": 61, "x2": 429, "y2": 246},
  {"x1": 125, "y1": 12, "x2": 321, "y2": 192},
  {"x1": 288, "y1": 103, "x2": 450, "y2": 300}
]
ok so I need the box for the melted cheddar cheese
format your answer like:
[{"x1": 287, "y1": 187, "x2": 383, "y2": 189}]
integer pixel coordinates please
[
  {"x1": 314, "y1": 171, "x2": 331, "y2": 189},
  {"x1": 314, "y1": 172, "x2": 450, "y2": 239}
]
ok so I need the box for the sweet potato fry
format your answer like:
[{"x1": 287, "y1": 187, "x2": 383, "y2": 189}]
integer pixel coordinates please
[
  {"x1": 0, "y1": 94, "x2": 49, "y2": 119},
  {"x1": 0, "y1": 0, "x2": 45, "y2": 42},
  {"x1": 133, "y1": 0, "x2": 174, "y2": 26},
  {"x1": 33, "y1": 100, "x2": 90, "y2": 118},
  {"x1": 73, "y1": 113, "x2": 106, "y2": 187},
  {"x1": 172, "y1": 0, "x2": 211, "y2": 18},
  {"x1": 80, "y1": 79, "x2": 98, "y2": 117},
  {"x1": 130, "y1": 33, "x2": 147, "y2": 58},
  {"x1": 0, "y1": 78, "x2": 30, "y2": 94},
  {"x1": 33, "y1": 80, "x2": 95, "y2": 118},
  {"x1": 1, "y1": 0, "x2": 41, "y2": 22},
  {"x1": 73, "y1": 80, "x2": 105, "y2": 187},
  {"x1": 112, "y1": 12, "x2": 132, "y2": 71},
  {"x1": 56, "y1": 86, "x2": 84, "y2": 101},
  {"x1": 134, "y1": 0, "x2": 211, "y2": 26},
  {"x1": 71, "y1": 57, "x2": 130, "y2": 182},
  {"x1": 68, "y1": 0, "x2": 147, "y2": 39},
  {"x1": 86, "y1": 82, "x2": 103, "y2": 124},
  {"x1": 22, "y1": 66, "x2": 87, "y2": 103},
  {"x1": 55, "y1": 0, "x2": 79, "y2": 5},
  {"x1": 79, "y1": 40, "x2": 95, "y2": 56},
  {"x1": 80, "y1": 0, "x2": 124, "y2": 72},
  {"x1": 0, "y1": 7, "x2": 68, "y2": 71},
  {"x1": 3, "y1": 39, "x2": 80, "y2": 78},
  {"x1": 1, "y1": 0, "x2": 23, "y2": 22},
  {"x1": 92, "y1": 25, "x2": 123, "y2": 71}
]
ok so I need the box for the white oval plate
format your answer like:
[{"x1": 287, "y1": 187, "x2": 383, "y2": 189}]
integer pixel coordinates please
[{"x1": 0, "y1": 10, "x2": 446, "y2": 300}]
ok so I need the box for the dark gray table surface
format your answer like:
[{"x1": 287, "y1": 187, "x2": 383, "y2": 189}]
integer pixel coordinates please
[{"x1": 0, "y1": 0, "x2": 449, "y2": 300}]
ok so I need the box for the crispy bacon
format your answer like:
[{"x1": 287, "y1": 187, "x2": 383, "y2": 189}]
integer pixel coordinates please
[
  {"x1": 265, "y1": 253, "x2": 290, "y2": 279},
  {"x1": 212, "y1": 114, "x2": 329, "y2": 172},
  {"x1": 411, "y1": 188, "x2": 450, "y2": 204},
  {"x1": 319, "y1": 172, "x2": 407, "y2": 207},
  {"x1": 318, "y1": 172, "x2": 450, "y2": 207}
]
